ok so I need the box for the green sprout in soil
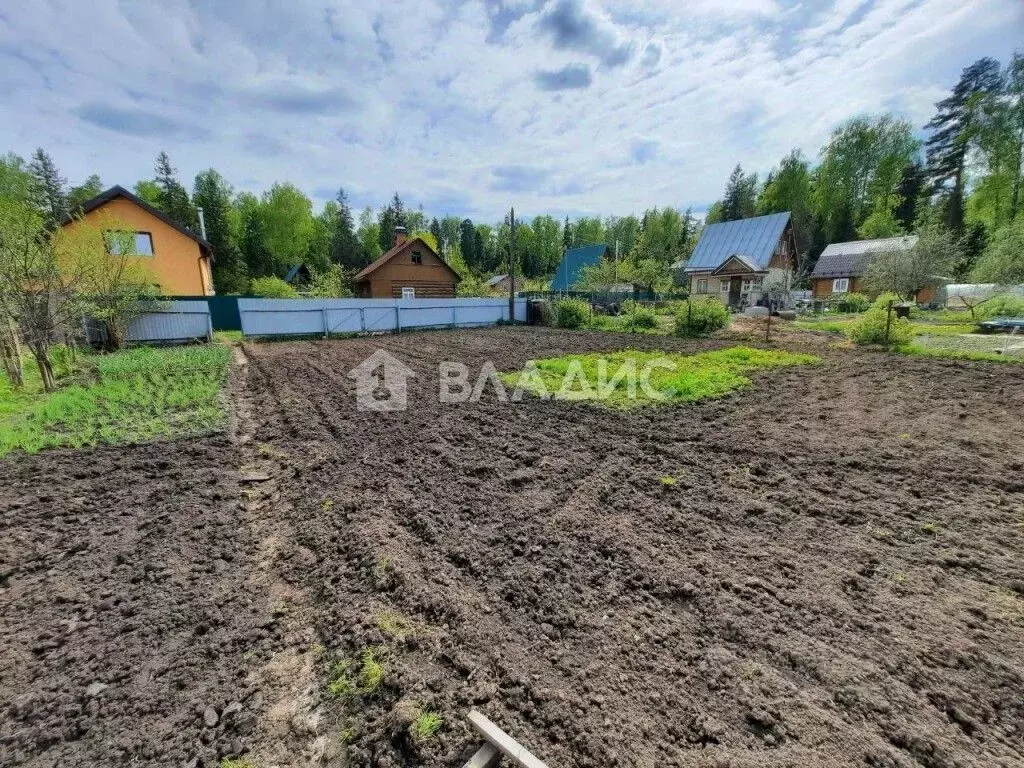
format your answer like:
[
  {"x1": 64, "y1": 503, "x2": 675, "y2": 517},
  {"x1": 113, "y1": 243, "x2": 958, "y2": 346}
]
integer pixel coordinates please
[
  {"x1": 376, "y1": 611, "x2": 417, "y2": 641},
  {"x1": 360, "y1": 647, "x2": 386, "y2": 692},
  {"x1": 660, "y1": 476, "x2": 677, "y2": 486},
  {"x1": 920, "y1": 521, "x2": 938, "y2": 535},
  {"x1": 328, "y1": 647, "x2": 387, "y2": 697},
  {"x1": 413, "y1": 710, "x2": 444, "y2": 740},
  {"x1": 220, "y1": 759, "x2": 256, "y2": 768}
]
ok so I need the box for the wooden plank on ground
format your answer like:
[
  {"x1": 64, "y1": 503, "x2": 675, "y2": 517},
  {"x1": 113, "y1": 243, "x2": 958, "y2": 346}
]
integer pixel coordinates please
[
  {"x1": 463, "y1": 742, "x2": 502, "y2": 768},
  {"x1": 468, "y1": 710, "x2": 550, "y2": 768}
]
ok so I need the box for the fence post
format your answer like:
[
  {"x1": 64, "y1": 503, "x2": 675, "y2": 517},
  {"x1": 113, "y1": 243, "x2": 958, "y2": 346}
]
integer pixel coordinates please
[
  {"x1": 206, "y1": 312, "x2": 213, "y2": 342},
  {"x1": 884, "y1": 300, "x2": 893, "y2": 346},
  {"x1": 452, "y1": 305, "x2": 458, "y2": 328},
  {"x1": 322, "y1": 308, "x2": 329, "y2": 339},
  {"x1": 396, "y1": 305, "x2": 402, "y2": 333},
  {"x1": 359, "y1": 308, "x2": 365, "y2": 333}
]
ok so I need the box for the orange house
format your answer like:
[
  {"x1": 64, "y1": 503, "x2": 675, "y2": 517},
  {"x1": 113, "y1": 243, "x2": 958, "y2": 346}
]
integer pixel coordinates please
[
  {"x1": 354, "y1": 228, "x2": 460, "y2": 298},
  {"x1": 62, "y1": 185, "x2": 215, "y2": 295}
]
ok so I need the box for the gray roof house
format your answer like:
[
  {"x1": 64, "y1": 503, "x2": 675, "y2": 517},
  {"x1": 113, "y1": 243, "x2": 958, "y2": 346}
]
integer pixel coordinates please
[
  {"x1": 811, "y1": 235, "x2": 918, "y2": 279},
  {"x1": 683, "y1": 212, "x2": 796, "y2": 309}
]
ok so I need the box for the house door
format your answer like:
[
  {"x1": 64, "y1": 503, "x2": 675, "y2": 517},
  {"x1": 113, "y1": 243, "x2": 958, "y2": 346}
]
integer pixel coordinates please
[{"x1": 728, "y1": 278, "x2": 742, "y2": 307}]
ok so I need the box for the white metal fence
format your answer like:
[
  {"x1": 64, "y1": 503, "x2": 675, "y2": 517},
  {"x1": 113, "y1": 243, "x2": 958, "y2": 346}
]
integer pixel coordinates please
[
  {"x1": 237, "y1": 297, "x2": 527, "y2": 337},
  {"x1": 85, "y1": 300, "x2": 212, "y2": 345}
]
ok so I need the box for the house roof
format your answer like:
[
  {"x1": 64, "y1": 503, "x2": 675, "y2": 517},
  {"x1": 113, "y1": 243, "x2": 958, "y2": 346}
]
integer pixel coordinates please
[
  {"x1": 811, "y1": 235, "x2": 918, "y2": 279},
  {"x1": 711, "y1": 254, "x2": 764, "y2": 275},
  {"x1": 65, "y1": 185, "x2": 214, "y2": 258},
  {"x1": 684, "y1": 212, "x2": 790, "y2": 272},
  {"x1": 353, "y1": 236, "x2": 460, "y2": 283},
  {"x1": 485, "y1": 274, "x2": 509, "y2": 287},
  {"x1": 284, "y1": 263, "x2": 311, "y2": 283},
  {"x1": 551, "y1": 243, "x2": 610, "y2": 290}
]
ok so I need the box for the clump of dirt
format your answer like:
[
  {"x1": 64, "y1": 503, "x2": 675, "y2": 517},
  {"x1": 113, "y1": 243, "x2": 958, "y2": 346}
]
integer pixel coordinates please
[{"x1": 3, "y1": 326, "x2": 1023, "y2": 768}]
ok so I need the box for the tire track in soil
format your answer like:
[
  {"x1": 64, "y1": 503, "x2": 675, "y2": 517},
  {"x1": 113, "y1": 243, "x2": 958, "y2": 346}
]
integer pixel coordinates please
[{"x1": 230, "y1": 346, "x2": 331, "y2": 766}]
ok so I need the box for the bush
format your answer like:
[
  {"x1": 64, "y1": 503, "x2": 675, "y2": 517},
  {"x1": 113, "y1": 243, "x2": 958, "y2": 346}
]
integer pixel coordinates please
[
  {"x1": 674, "y1": 298, "x2": 730, "y2": 337},
  {"x1": 622, "y1": 306, "x2": 659, "y2": 332},
  {"x1": 830, "y1": 292, "x2": 870, "y2": 313},
  {"x1": 977, "y1": 294, "x2": 1024, "y2": 319},
  {"x1": 554, "y1": 298, "x2": 590, "y2": 329},
  {"x1": 249, "y1": 276, "x2": 298, "y2": 299},
  {"x1": 848, "y1": 297, "x2": 913, "y2": 346}
]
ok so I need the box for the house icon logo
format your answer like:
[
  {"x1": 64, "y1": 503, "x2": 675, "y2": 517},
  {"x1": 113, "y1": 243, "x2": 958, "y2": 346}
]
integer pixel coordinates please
[{"x1": 347, "y1": 350, "x2": 415, "y2": 412}]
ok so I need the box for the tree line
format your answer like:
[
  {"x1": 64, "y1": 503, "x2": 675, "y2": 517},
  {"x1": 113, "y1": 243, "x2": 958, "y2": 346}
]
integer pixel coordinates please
[
  {"x1": 702, "y1": 51, "x2": 1024, "y2": 286},
  {"x1": 2, "y1": 49, "x2": 1021, "y2": 298}
]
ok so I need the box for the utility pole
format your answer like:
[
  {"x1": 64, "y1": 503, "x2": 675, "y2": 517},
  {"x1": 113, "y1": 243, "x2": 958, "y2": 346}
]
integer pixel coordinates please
[
  {"x1": 196, "y1": 207, "x2": 207, "y2": 240},
  {"x1": 614, "y1": 239, "x2": 619, "y2": 283},
  {"x1": 508, "y1": 206, "x2": 516, "y2": 322}
]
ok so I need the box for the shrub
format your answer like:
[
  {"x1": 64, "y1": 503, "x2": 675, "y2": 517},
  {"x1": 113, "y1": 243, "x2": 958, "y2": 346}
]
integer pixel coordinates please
[
  {"x1": 249, "y1": 276, "x2": 298, "y2": 298},
  {"x1": 622, "y1": 305, "x2": 659, "y2": 332},
  {"x1": 848, "y1": 297, "x2": 913, "y2": 346},
  {"x1": 674, "y1": 298, "x2": 730, "y2": 337},
  {"x1": 832, "y1": 292, "x2": 871, "y2": 313},
  {"x1": 977, "y1": 294, "x2": 1024, "y2": 319},
  {"x1": 554, "y1": 298, "x2": 590, "y2": 329}
]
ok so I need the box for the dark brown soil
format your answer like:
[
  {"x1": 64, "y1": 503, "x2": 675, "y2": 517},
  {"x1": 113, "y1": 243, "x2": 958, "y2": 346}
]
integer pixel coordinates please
[{"x1": 2, "y1": 327, "x2": 1023, "y2": 767}]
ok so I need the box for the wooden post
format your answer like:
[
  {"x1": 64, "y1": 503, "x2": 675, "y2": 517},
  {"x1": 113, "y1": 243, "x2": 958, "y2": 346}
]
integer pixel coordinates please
[
  {"x1": 322, "y1": 308, "x2": 329, "y2": 339},
  {"x1": 508, "y1": 206, "x2": 516, "y2": 323},
  {"x1": 467, "y1": 710, "x2": 550, "y2": 768},
  {"x1": 884, "y1": 300, "x2": 893, "y2": 345},
  {"x1": 463, "y1": 744, "x2": 501, "y2": 768}
]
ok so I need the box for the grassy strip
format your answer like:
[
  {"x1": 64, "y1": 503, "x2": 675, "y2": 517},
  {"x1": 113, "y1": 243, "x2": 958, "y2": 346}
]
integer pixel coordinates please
[
  {"x1": 501, "y1": 346, "x2": 819, "y2": 408},
  {"x1": 0, "y1": 345, "x2": 231, "y2": 456},
  {"x1": 898, "y1": 343, "x2": 1024, "y2": 364},
  {"x1": 794, "y1": 316, "x2": 976, "y2": 337}
]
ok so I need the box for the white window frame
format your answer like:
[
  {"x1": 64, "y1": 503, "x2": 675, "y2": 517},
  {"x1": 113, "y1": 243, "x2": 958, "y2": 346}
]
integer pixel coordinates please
[
  {"x1": 720, "y1": 281, "x2": 730, "y2": 293},
  {"x1": 696, "y1": 278, "x2": 708, "y2": 293},
  {"x1": 832, "y1": 278, "x2": 849, "y2": 293},
  {"x1": 401, "y1": 287, "x2": 416, "y2": 300}
]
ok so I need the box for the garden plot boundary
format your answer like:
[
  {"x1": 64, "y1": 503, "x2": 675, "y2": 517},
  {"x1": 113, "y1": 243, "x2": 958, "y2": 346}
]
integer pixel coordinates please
[{"x1": 237, "y1": 297, "x2": 528, "y2": 338}]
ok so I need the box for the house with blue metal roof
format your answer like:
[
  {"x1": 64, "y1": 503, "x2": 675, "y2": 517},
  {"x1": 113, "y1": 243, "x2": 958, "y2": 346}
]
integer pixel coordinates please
[
  {"x1": 683, "y1": 212, "x2": 796, "y2": 309},
  {"x1": 551, "y1": 243, "x2": 612, "y2": 291}
]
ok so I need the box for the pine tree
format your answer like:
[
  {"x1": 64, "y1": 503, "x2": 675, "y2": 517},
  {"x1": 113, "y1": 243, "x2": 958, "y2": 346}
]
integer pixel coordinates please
[
  {"x1": 331, "y1": 188, "x2": 362, "y2": 269},
  {"x1": 459, "y1": 218, "x2": 477, "y2": 270},
  {"x1": 194, "y1": 169, "x2": 247, "y2": 293},
  {"x1": 562, "y1": 216, "x2": 573, "y2": 249},
  {"x1": 925, "y1": 58, "x2": 1004, "y2": 231},
  {"x1": 429, "y1": 217, "x2": 443, "y2": 255},
  {"x1": 28, "y1": 148, "x2": 68, "y2": 228},
  {"x1": 154, "y1": 151, "x2": 197, "y2": 231},
  {"x1": 378, "y1": 192, "x2": 407, "y2": 252},
  {"x1": 67, "y1": 174, "x2": 102, "y2": 213}
]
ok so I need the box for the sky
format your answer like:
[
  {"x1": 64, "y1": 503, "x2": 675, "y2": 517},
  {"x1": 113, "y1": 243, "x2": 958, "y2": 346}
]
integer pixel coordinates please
[{"x1": 1, "y1": 0, "x2": 1021, "y2": 221}]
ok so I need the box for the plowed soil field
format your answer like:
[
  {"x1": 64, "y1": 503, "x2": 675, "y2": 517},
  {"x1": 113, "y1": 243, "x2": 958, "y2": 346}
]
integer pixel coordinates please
[{"x1": 2, "y1": 327, "x2": 1023, "y2": 768}]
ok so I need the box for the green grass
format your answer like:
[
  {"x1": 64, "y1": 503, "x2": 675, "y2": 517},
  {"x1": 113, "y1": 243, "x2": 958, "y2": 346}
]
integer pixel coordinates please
[
  {"x1": 501, "y1": 346, "x2": 819, "y2": 408},
  {"x1": 0, "y1": 344, "x2": 231, "y2": 457},
  {"x1": 898, "y1": 342, "x2": 1024, "y2": 363},
  {"x1": 213, "y1": 330, "x2": 244, "y2": 343},
  {"x1": 327, "y1": 647, "x2": 387, "y2": 697},
  {"x1": 413, "y1": 710, "x2": 443, "y2": 740}
]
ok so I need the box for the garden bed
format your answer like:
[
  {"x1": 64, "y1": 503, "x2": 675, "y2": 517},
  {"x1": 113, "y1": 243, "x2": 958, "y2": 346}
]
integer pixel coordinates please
[{"x1": 2, "y1": 327, "x2": 1023, "y2": 767}]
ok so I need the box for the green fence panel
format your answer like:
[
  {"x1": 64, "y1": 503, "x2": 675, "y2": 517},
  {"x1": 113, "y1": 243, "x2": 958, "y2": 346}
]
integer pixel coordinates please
[{"x1": 162, "y1": 295, "x2": 242, "y2": 331}]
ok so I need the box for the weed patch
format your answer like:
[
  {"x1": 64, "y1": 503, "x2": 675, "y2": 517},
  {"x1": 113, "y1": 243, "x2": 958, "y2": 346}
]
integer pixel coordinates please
[
  {"x1": 501, "y1": 346, "x2": 818, "y2": 408},
  {"x1": 0, "y1": 345, "x2": 230, "y2": 456},
  {"x1": 327, "y1": 647, "x2": 387, "y2": 697},
  {"x1": 413, "y1": 710, "x2": 443, "y2": 740}
]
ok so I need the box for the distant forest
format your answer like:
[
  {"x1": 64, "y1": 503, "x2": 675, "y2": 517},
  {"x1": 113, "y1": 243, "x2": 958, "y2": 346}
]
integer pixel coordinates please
[{"x1": 1, "y1": 51, "x2": 1021, "y2": 295}]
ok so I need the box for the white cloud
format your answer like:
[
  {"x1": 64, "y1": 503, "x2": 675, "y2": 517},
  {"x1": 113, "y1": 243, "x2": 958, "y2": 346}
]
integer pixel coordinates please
[{"x1": 0, "y1": 0, "x2": 1020, "y2": 219}]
